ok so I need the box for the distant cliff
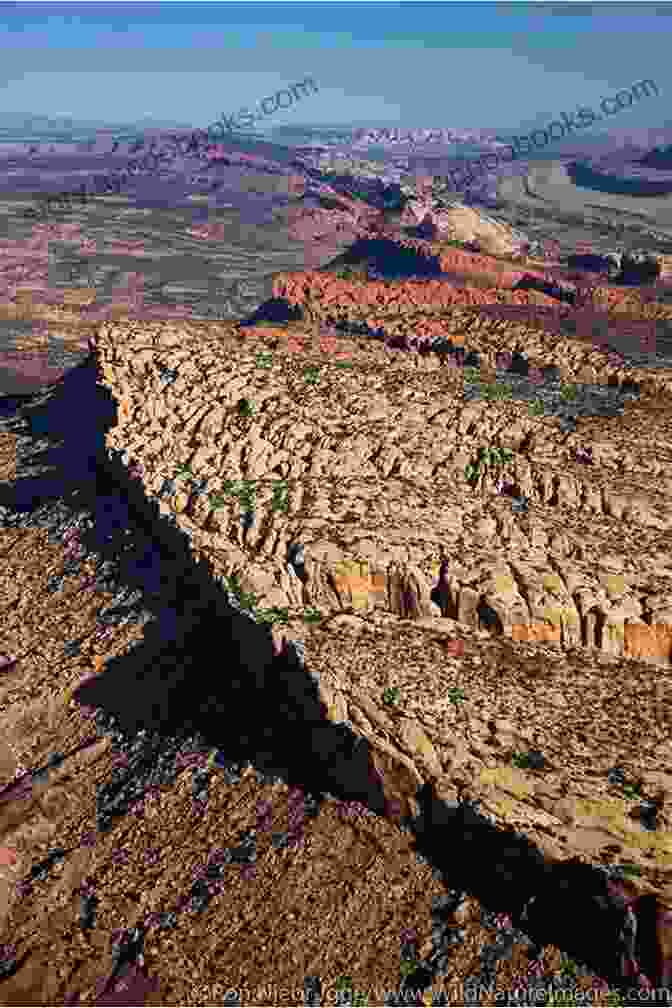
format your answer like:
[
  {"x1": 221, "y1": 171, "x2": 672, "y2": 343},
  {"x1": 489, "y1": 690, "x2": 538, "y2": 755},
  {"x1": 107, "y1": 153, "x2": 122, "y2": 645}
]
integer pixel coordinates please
[
  {"x1": 567, "y1": 159, "x2": 672, "y2": 197},
  {"x1": 638, "y1": 144, "x2": 672, "y2": 170}
]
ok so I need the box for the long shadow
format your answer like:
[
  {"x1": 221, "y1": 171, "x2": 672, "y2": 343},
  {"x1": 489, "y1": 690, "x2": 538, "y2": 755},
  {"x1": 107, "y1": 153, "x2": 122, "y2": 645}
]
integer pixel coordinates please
[
  {"x1": 337, "y1": 236, "x2": 443, "y2": 277},
  {"x1": 513, "y1": 272, "x2": 577, "y2": 305},
  {"x1": 0, "y1": 353, "x2": 667, "y2": 1000},
  {"x1": 239, "y1": 296, "x2": 304, "y2": 327}
]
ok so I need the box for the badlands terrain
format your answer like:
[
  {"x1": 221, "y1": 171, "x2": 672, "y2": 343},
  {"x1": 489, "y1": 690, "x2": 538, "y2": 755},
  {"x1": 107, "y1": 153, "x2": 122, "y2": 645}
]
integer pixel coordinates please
[{"x1": 1, "y1": 166, "x2": 672, "y2": 1005}]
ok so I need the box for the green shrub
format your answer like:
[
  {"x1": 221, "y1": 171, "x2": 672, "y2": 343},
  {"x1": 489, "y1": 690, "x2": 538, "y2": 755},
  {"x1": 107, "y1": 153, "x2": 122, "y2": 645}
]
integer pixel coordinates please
[
  {"x1": 302, "y1": 606, "x2": 324, "y2": 624},
  {"x1": 464, "y1": 445, "x2": 514, "y2": 486},
  {"x1": 447, "y1": 686, "x2": 466, "y2": 709},
  {"x1": 256, "y1": 606, "x2": 290, "y2": 626},
  {"x1": 237, "y1": 397, "x2": 257, "y2": 417},
  {"x1": 223, "y1": 571, "x2": 259, "y2": 613},
  {"x1": 480, "y1": 382, "x2": 515, "y2": 401},
  {"x1": 270, "y1": 480, "x2": 289, "y2": 512},
  {"x1": 559, "y1": 383, "x2": 579, "y2": 402},
  {"x1": 335, "y1": 266, "x2": 358, "y2": 280}
]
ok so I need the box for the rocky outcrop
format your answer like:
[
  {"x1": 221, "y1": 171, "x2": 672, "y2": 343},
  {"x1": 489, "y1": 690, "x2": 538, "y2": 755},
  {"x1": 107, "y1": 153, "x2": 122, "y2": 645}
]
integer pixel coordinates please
[
  {"x1": 94, "y1": 317, "x2": 672, "y2": 676},
  {"x1": 287, "y1": 178, "x2": 529, "y2": 260},
  {"x1": 425, "y1": 204, "x2": 526, "y2": 256},
  {"x1": 272, "y1": 269, "x2": 562, "y2": 319},
  {"x1": 294, "y1": 609, "x2": 672, "y2": 874},
  {"x1": 386, "y1": 199, "x2": 528, "y2": 257},
  {"x1": 62, "y1": 229, "x2": 671, "y2": 987},
  {"x1": 5, "y1": 287, "x2": 672, "y2": 998},
  {"x1": 6, "y1": 156, "x2": 672, "y2": 1002},
  {"x1": 269, "y1": 268, "x2": 672, "y2": 373}
]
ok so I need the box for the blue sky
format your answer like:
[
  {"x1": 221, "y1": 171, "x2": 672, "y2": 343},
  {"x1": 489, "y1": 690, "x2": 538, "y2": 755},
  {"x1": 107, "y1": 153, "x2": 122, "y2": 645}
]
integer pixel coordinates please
[{"x1": 0, "y1": 2, "x2": 668, "y2": 135}]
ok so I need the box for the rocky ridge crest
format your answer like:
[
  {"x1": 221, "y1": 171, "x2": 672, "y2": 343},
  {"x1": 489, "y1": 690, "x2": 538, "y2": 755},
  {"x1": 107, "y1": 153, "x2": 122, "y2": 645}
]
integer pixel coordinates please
[{"x1": 91, "y1": 291, "x2": 672, "y2": 912}]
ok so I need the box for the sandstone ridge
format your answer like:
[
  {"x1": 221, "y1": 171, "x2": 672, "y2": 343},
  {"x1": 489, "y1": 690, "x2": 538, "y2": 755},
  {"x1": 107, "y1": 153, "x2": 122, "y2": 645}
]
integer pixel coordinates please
[
  {"x1": 4, "y1": 173, "x2": 672, "y2": 1002},
  {"x1": 89, "y1": 312, "x2": 672, "y2": 920}
]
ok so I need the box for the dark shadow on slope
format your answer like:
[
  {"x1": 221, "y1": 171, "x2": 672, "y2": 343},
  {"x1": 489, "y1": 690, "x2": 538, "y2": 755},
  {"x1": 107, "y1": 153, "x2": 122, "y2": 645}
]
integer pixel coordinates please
[
  {"x1": 238, "y1": 296, "x2": 305, "y2": 326},
  {"x1": 334, "y1": 236, "x2": 443, "y2": 279},
  {"x1": 404, "y1": 216, "x2": 439, "y2": 241},
  {"x1": 0, "y1": 354, "x2": 667, "y2": 1001},
  {"x1": 566, "y1": 253, "x2": 617, "y2": 279},
  {"x1": 618, "y1": 254, "x2": 661, "y2": 287},
  {"x1": 513, "y1": 272, "x2": 576, "y2": 305},
  {"x1": 411, "y1": 784, "x2": 668, "y2": 1001}
]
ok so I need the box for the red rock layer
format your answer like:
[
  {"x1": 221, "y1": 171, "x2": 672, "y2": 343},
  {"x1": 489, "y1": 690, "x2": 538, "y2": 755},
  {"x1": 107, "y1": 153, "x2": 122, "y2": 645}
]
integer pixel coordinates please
[{"x1": 272, "y1": 271, "x2": 562, "y2": 317}]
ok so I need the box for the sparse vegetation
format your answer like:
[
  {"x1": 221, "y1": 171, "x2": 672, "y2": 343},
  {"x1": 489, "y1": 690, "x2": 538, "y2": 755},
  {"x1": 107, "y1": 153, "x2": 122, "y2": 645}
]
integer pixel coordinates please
[
  {"x1": 335, "y1": 265, "x2": 359, "y2": 280},
  {"x1": 302, "y1": 606, "x2": 324, "y2": 624},
  {"x1": 463, "y1": 367, "x2": 517, "y2": 400},
  {"x1": 382, "y1": 686, "x2": 402, "y2": 706},
  {"x1": 440, "y1": 238, "x2": 471, "y2": 250},
  {"x1": 511, "y1": 749, "x2": 543, "y2": 770},
  {"x1": 172, "y1": 461, "x2": 195, "y2": 480},
  {"x1": 559, "y1": 383, "x2": 579, "y2": 401},
  {"x1": 222, "y1": 570, "x2": 259, "y2": 613},
  {"x1": 617, "y1": 863, "x2": 642, "y2": 878},
  {"x1": 270, "y1": 480, "x2": 290, "y2": 512},
  {"x1": 255, "y1": 605, "x2": 291, "y2": 626},
  {"x1": 220, "y1": 477, "x2": 257, "y2": 515},
  {"x1": 447, "y1": 686, "x2": 466, "y2": 711},
  {"x1": 464, "y1": 445, "x2": 514, "y2": 487},
  {"x1": 479, "y1": 381, "x2": 516, "y2": 401},
  {"x1": 237, "y1": 397, "x2": 257, "y2": 417},
  {"x1": 6, "y1": 146, "x2": 667, "y2": 1007},
  {"x1": 332, "y1": 975, "x2": 370, "y2": 1005},
  {"x1": 619, "y1": 779, "x2": 645, "y2": 800}
]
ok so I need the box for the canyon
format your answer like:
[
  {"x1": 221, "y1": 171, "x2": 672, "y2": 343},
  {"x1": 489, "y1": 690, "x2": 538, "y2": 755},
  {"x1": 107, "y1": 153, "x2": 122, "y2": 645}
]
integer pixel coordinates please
[{"x1": 1, "y1": 162, "x2": 672, "y2": 1004}]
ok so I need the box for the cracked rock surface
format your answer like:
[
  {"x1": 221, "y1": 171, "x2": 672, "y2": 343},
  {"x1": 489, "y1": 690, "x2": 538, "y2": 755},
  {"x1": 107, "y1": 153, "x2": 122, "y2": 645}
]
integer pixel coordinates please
[{"x1": 2, "y1": 242, "x2": 672, "y2": 1004}]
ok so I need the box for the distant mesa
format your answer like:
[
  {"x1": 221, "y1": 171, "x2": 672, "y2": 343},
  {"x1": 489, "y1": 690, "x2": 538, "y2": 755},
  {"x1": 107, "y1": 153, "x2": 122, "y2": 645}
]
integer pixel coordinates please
[
  {"x1": 567, "y1": 150, "x2": 672, "y2": 197},
  {"x1": 638, "y1": 144, "x2": 672, "y2": 170}
]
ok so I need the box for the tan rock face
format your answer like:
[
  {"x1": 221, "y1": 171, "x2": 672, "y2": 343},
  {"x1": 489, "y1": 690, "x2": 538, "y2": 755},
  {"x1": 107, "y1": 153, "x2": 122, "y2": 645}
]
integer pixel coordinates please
[
  {"x1": 8, "y1": 197, "x2": 672, "y2": 1001},
  {"x1": 84, "y1": 295, "x2": 672, "y2": 896},
  {"x1": 93, "y1": 314, "x2": 672, "y2": 678},
  {"x1": 428, "y1": 205, "x2": 522, "y2": 256},
  {"x1": 6, "y1": 248, "x2": 664, "y2": 994}
]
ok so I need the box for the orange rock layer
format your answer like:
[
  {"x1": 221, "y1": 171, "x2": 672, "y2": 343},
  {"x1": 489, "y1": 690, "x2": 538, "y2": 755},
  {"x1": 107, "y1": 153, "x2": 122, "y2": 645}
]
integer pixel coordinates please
[{"x1": 272, "y1": 271, "x2": 562, "y2": 318}]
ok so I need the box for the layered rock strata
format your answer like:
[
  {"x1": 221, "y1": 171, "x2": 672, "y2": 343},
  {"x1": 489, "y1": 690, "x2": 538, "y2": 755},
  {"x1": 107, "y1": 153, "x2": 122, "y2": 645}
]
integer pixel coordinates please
[
  {"x1": 93, "y1": 318, "x2": 672, "y2": 665},
  {"x1": 86, "y1": 312, "x2": 672, "y2": 976}
]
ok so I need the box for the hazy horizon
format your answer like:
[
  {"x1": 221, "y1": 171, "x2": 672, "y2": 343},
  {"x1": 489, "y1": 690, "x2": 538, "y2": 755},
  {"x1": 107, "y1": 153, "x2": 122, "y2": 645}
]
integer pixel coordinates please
[{"x1": 0, "y1": 3, "x2": 667, "y2": 141}]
